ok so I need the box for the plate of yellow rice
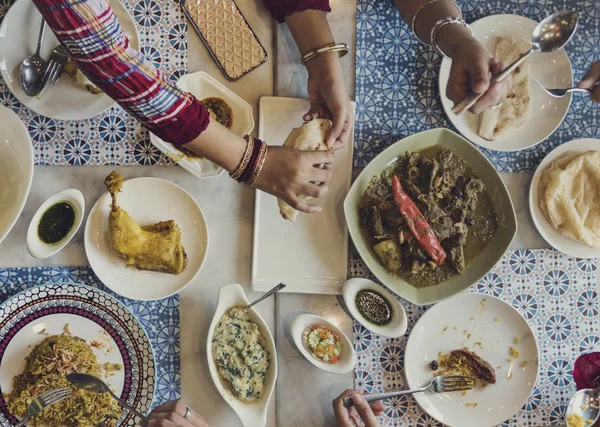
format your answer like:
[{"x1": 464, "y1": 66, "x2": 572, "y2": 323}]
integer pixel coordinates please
[{"x1": 0, "y1": 284, "x2": 155, "y2": 426}]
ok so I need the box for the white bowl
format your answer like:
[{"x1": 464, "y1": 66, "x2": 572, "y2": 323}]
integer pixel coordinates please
[
  {"x1": 0, "y1": 105, "x2": 33, "y2": 245},
  {"x1": 206, "y1": 284, "x2": 277, "y2": 427},
  {"x1": 342, "y1": 278, "x2": 407, "y2": 338},
  {"x1": 149, "y1": 71, "x2": 255, "y2": 178},
  {"x1": 290, "y1": 313, "x2": 356, "y2": 374},
  {"x1": 26, "y1": 189, "x2": 85, "y2": 259}
]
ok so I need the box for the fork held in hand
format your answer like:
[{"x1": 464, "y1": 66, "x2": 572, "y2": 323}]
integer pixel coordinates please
[
  {"x1": 15, "y1": 387, "x2": 72, "y2": 427},
  {"x1": 342, "y1": 375, "x2": 475, "y2": 407},
  {"x1": 530, "y1": 76, "x2": 595, "y2": 98}
]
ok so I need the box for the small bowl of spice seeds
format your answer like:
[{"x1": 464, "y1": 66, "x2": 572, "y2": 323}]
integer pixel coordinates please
[{"x1": 342, "y1": 278, "x2": 407, "y2": 338}]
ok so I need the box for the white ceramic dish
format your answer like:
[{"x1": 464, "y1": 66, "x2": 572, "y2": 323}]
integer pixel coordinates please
[
  {"x1": 0, "y1": 105, "x2": 33, "y2": 246},
  {"x1": 252, "y1": 97, "x2": 354, "y2": 295},
  {"x1": 206, "y1": 283, "x2": 277, "y2": 427},
  {"x1": 290, "y1": 313, "x2": 356, "y2": 374},
  {"x1": 529, "y1": 138, "x2": 600, "y2": 258},
  {"x1": 344, "y1": 128, "x2": 517, "y2": 306},
  {"x1": 84, "y1": 176, "x2": 208, "y2": 301},
  {"x1": 26, "y1": 188, "x2": 84, "y2": 259},
  {"x1": 342, "y1": 278, "x2": 407, "y2": 338},
  {"x1": 149, "y1": 71, "x2": 255, "y2": 178},
  {"x1": 0, "y1": 283, "x2": 155, "y2": 426},
  {"x1": 405, "y1": 293, "x2": 539, "y2": 427},
  {"x1": 439, "y1": 14, "x2": 572, "y2": 152},
  {"x1": 0, "y1": 0, "x2": 139, "y2": 121}
]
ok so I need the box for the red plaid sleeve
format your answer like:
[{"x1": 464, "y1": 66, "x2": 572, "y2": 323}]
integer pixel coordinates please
[{"x1": 33, "y1": 0, "x2": 209, "y2": 145}]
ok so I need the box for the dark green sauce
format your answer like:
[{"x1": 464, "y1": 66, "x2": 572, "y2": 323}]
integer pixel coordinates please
[
  {"x1": 355, "y1": 289, "x2": 393, "y2": 326},
  {"x1": 38, "y1": 202, "x2": 75, "y2": 245}
]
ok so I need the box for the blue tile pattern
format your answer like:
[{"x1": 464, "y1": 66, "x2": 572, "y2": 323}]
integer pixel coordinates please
[
  {"x1": 351, "y1": 249, "x2": 598, "y2": 426},
  {"x1": 0, "y1": 266, "x2": 180, "y2": 407},
  {"x1": 354, "y1": 0, "x2": 600, "y2": 172}
]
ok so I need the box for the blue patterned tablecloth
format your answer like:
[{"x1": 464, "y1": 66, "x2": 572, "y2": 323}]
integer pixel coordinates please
[
  {"x1": 351, "y1": 249, "x2": 598, "y2": 426},
  {"x1": 0, "y1": 0, "x2": 185, "y2": 166},
  {"x1": 0, "y1": 266, "x2": 181, "y2": 406},
  {"x1": 355, "y1": 0, "x2": 600, "y2": 172}
]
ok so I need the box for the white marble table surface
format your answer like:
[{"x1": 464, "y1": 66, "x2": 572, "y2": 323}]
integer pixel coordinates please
[{"x1": 0, "y1": 0, "x2": 583, "y2": 426}]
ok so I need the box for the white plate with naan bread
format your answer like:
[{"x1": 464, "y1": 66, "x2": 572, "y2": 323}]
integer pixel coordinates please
[
  {"x1": 530, "y1": 138, "x2": 600, "y2": 258},
  {"x1": 439, "y1": 14, "x2": 572, "y2": 152},
  {"x1": 252, "y1": 97, "x2": 354, "y2": 295}
]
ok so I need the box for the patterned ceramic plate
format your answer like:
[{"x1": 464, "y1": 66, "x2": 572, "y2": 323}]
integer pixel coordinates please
[
  {"x1": 0, "y1": 283, "x2": 155, "y2": 426},
  {"x1": 405, "y1": 293, "x2": 539, "y2": 427},
  {"x1": 439, "y1": 14, "x2": 572, "y2": 152}
]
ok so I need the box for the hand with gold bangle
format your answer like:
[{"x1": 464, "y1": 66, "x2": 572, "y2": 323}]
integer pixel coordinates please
[
  {"x1": 396, "y1": 0, "x2": 512, "y2": 114},
  {"x1": 284, "y1": 9, "x2": 353, "y2": 150}
]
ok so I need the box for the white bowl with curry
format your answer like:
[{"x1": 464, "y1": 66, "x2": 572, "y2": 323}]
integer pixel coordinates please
[{"x1": 344, "y1": 128, "x2": 517, "y2": 305}]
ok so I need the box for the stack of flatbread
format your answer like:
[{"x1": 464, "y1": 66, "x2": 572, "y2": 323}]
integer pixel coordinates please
[
  {"x1": 478, "y1": 36, "x2": 531, "y2": 141},
  {"x1": 538, "y1": 151, "x2": 600, "y2": 248},
  {"x1": 278, "y1": 119, "x2": 332, "y2": 222}
]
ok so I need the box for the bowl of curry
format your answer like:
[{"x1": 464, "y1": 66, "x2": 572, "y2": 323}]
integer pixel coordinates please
[
  {"x1": 148, "y1": 71, "x2": 254, "y2": 178},
  {"x1": 344, "y1": 128, "x2": 516, "y2": 305}
]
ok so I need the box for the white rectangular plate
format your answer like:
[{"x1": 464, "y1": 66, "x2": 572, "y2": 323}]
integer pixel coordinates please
[{"x1": 252, "y1": 97, "x2": 353, "y2": 295}]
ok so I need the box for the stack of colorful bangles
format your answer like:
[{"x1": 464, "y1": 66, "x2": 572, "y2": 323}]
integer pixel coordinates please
[{"x1": 230, "y1": 136, "x2": 269, "y2": 187}]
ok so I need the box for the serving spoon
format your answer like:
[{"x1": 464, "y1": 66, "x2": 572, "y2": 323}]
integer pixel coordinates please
[
  {"x1": 246, "y1": 282, "x2": 286, "y2": 309},
  {"x1": 20, "y1": 19, "x2": 47, "y2": 97},
  {"x1": 452, "y1": 10, "x2": 579, "y2": 114},
  {"x1": 565, "y1": 387, "x2": 600, "y2": 427},
  {"x1": 66, "y1": 373, "x2": 149, "y2": 423}
]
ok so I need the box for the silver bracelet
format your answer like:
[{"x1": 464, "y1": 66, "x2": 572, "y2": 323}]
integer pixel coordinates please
[
  {"x1": 411, "y1": 0, "x2": 462, "y2": 45},
  {"x1": 430, "y1": 16, "x2": 473, "y2": 58}
]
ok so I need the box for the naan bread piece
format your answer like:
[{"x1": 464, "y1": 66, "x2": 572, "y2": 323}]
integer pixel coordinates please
[
  {"x1": 278, "y1": 119, "x2": 332, "y2": 222},
  {"x1": 478, "y1": 36, "x2": 531, "y2": 141},
  {"x1": 538, "y1": 152, "x2": 582, "y2": 221},
  {"x1": 544, "y1": 151, "x2": 600, "y2": 247}
]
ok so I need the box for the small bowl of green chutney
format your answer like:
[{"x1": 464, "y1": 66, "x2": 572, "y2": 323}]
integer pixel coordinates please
[
  {"x1": 342, "y1": 278, "x2": 408, "y2": 338},
  {"x1": 27, "y1": 189, "x2": 85, "y2": 259}
]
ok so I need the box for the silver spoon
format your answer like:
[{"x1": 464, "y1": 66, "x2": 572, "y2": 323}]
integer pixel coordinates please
[
  {"x1": 246, "y1": 283, "x2": 286, "y2": 309},
  {"x1": 566, "y1": 387, "x2": 600, "y2": 426},
  {"x1": 20, "y1": 18, "x2": 47, "y2": 97},
  {"x1": 452, "y1": 10, "x2": 579, "y2": 114},
  {"x1": 66, "y1": 373, "x2": 149, "y2": 423}
]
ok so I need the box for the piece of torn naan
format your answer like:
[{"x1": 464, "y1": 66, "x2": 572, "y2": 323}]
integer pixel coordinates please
[
  {"x1": 278, "y1": 119, "x2": 332, "y2": 222},
  {"x1": 478, "y1": 36, "x2": 531, "y2": 141}
]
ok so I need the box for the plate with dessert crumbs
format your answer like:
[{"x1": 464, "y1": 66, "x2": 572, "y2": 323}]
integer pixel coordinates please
[{"x1": 404, "y1": 293, "x2": 538, "y2": 427}]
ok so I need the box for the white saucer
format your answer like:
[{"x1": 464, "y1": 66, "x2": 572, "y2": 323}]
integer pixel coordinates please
[
  {"x1": 439, "y1": 14, "x2": 572, "y2": 151},
  {"x1": 26, "y1": 188, "x2": 84, "y2": 259},
  {"x1": 290, "y1": 313, "x2": 356, "y2": 374},
  {"x1": 342, "y1": 278, "x2": 407, "y2": 338},
  {"x1": 529, "y1": 138, "x2": 600, "y2": 258}
]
